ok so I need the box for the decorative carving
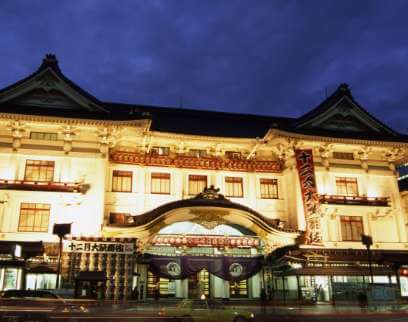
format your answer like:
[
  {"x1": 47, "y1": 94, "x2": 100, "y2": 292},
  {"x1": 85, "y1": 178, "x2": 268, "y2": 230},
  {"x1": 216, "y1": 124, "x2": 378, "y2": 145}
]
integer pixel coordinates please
[
  {"x1": 189, "y1": 208, "x2": 229, "y2": 229},
  {"x1": 355, "y1": 146, "x2": 371, "y2": 171},
  {"x1": 316, "y1": 143, "x2": 333, "y2": 169},
  {"x1": 369, "y1": 209, "x2": 393, "y2": 221},
  {"x1": 110, "y1": 151, "x2": 282, "y2": 173},
  {"x1": 59, "y1": 125, "x2": 80, "y2": 154},
  {"x1": 8, "y1": 121, "x2": 27, "y2": 151},
  {"x1": 384, "y1": 148, "x2": 406, "y2": 172},
  {"x1": 98, "y1": 127, "x2": 119, "y2": 156},
  {"x1": 193, "y1": 185, "x2": 226, "y2": 200}
]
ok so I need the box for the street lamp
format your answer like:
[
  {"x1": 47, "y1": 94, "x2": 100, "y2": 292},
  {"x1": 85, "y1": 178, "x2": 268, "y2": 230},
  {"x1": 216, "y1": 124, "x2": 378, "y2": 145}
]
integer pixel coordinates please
[
  {"x1": 361, "y1": 234, "x2": 374, "y2": 284},
  {"x1": 53, "y1": 223, "x2": 72, "y2": 289}
]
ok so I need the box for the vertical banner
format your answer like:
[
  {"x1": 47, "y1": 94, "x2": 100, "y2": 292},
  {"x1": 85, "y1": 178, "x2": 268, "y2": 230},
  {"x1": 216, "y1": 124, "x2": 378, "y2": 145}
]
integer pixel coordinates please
[{"x1": 295, "y1": 149, "x2": 322, "y2": 245}]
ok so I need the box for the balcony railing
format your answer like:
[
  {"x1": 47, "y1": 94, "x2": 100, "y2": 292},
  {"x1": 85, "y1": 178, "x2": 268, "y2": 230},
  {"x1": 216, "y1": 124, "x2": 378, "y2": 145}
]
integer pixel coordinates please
[
  {"x1": 0, "y1": 179, "x2": 86, "y2": 193},
  {"x1": 318, "y1": 194, "x2": 390, "y2": 206}
]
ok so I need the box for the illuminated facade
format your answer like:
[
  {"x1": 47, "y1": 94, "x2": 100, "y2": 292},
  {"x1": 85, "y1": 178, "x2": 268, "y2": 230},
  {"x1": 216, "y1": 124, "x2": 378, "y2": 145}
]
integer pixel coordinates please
[{"x1": 0, "y1": 54, "x2": 407, "y2": 301}]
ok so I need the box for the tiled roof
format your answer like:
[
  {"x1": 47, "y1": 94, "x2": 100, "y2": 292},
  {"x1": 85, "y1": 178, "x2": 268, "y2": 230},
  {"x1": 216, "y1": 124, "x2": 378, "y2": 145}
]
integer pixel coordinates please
[{"x1": 0, "y1": 54, "x2": 407, "y2": 141}]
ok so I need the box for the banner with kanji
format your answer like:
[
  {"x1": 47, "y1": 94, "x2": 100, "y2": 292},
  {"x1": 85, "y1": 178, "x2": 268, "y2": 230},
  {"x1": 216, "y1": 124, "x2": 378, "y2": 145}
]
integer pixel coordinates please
[{"x1": 295, "y1": 149, "x2": 322, "y2": 245}]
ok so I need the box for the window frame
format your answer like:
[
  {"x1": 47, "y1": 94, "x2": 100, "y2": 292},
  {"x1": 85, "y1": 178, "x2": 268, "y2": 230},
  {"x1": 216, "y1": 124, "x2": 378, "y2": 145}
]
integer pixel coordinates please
[
  {"x1": 260, "y1": 178, "x2": 279, "y2": 199},
  {"x1": 18, "y1": 203, "x2": 51, "y2": 233},
  {"x1": 225, "y1": 151, "x2": 242, "y2": 159},
  {"x1": 151, "y1": 146, "x2": 170, "y2": 156},
  {"x1": 29, "y1": 132, "x2": 58, "y2": 141},
  {"x1": 187, "y1": 149, "x2": 207, "y2": 158},
  {"x1": 111, "y1": 170, "x2": 133, "y2": 192},
  {"x1": 188, "y1": 174, "x2": 207, "y2": 195},
  {"x1": 24, "y1": 160, "x2": 55, "y2": 182},
  {"x1": 335, "y1": 177, "x2": 358, "y2": 196},
  {"x1": 340, "y1": 216, "x2": 364, "y2": 241},
  {"x1": 333, "y1": 152, "x2": 354, "y2": 160},
  {"x1": 151, "y1": 172, "x2": 171, "y2": 194},
  {"x1": 225, "y1": 176, "x2": 244, "y2": 198}
]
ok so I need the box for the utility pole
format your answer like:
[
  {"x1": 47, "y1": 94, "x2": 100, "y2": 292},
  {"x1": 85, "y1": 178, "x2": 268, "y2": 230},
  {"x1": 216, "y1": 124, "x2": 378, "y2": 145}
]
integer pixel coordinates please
[
  {"x1": 53, "y1": 223, "x2": 72, "y2": 289},
  {"x1": 361, "y1": 234, "x2": 374, "y2": 284}
]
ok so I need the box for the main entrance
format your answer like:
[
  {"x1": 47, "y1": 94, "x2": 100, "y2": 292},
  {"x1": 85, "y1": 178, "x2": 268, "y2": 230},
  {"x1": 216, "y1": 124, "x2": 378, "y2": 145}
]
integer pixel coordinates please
[
  {"x1": 103, "y1": 187, "x2": 301, "y2": 300},
  {"x1": 188, "y1": 269, "x2": 210, "y2": 298},
  {"x1": 143, "y1": 221, "x2": 259, "y2": 299}
]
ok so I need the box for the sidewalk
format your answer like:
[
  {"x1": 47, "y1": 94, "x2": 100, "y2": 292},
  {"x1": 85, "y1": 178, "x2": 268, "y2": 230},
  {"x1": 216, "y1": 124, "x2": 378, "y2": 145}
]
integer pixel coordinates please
[{"x1": 118, "y1": 299, "x2": 408, "y2": 316}]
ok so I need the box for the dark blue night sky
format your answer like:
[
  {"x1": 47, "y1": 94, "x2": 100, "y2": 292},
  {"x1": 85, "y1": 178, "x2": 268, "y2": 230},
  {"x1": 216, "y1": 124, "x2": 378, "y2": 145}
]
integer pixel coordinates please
[{"x1": 1, "y1": 0, "x2": 407, "y2": 133}]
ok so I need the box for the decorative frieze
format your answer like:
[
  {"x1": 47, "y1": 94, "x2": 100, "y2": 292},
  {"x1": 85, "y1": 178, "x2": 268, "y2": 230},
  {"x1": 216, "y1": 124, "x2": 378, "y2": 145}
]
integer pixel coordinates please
[{"x1": 110, "y1": 151, "x2": 282, "y2": 172}]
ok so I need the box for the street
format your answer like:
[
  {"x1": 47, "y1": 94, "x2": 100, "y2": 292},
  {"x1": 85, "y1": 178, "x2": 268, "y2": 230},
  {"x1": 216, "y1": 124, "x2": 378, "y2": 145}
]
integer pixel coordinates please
[{"x1": 42, "y1": 304, "x2": 408, "y2": 322}]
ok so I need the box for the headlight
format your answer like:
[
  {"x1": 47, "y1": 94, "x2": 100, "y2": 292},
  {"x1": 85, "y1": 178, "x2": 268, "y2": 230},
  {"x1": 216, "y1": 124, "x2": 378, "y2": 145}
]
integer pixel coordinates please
[{"x1": 250, "y1": 313, "x2": 255, "y2": 318}]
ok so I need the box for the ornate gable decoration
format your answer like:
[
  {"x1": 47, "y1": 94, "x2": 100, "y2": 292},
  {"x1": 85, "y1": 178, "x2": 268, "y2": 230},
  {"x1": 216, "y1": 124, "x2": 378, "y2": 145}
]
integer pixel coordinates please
[
  {"x1": 0, "y1": 54, "x2": 107, "y2": 113},
  {"x1": 296, "y1": 84, "x2": 398, "y2": 136},
  {"x1": 193, "y1": 185, "x2": 226, "y2": 200}
]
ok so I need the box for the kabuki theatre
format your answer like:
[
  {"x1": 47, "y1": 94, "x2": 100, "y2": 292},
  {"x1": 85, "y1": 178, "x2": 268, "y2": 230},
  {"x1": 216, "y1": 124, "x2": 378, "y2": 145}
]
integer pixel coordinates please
[{"x1": 1, "y1": 54, "x2": 408, "y2": 303}]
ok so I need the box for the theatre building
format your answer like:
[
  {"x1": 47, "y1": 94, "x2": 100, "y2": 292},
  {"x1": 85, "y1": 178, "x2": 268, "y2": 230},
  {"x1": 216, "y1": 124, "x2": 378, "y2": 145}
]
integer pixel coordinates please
[{"x1": 0, "y1": 54, "x2": 407, "y2": 301}]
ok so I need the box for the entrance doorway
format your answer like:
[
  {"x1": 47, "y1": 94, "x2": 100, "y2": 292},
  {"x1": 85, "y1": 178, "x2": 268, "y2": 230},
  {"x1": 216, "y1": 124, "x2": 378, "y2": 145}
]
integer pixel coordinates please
[
  {"x1": 188, "y1": 269, "x2": 210, "y2": 298},
  {"x1": 230, "y1": 279, "x2": 248, "y2": 298},
  {"x1": 147, "y1": 272, "x2": 176, "y2": 298}
]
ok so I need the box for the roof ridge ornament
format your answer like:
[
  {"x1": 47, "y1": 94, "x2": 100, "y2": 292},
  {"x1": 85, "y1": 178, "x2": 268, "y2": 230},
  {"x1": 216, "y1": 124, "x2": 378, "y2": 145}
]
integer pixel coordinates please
[
  {"x1": 338, "y1": 83, "x2": 350, "y2": 92},
  {"x1": 194, "y1": 185, "x2": 226, "y2": 200},
  {"x1": 38, "y1": 53, "x2": 61, "y2": 72}
]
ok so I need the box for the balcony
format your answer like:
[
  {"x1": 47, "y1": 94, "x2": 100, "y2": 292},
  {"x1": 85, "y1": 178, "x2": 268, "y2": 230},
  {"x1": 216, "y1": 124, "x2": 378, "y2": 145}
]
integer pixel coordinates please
[
  {"x1": 0, "y1": 179, "x2": 87, "y2": 193},
  {"x1": 318, "y1": 194, "x2": 389, "y2": 207}
]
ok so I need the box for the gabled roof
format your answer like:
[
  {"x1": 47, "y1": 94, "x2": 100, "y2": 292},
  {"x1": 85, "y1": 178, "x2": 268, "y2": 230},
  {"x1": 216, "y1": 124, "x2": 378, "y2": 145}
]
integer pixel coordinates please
[
  {"x1": 294, "y1": 83, "x2": 400, "y2": 137},
  {"x1": 0, "y1": 55, "x2": 406, "y2": 142},
  {"x1": 0, "y1": 53, "x2": 108, "y2": 114}
]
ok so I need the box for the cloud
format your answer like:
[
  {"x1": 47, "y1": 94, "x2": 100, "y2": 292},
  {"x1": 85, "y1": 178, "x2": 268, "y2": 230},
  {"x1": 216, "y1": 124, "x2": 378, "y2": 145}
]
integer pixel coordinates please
[{"x1": 0, "y1": 0, "x2": 407, "y2": 132}]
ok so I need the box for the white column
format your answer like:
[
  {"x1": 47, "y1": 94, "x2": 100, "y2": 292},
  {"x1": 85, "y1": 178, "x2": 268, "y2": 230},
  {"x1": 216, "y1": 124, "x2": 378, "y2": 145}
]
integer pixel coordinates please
[
  {"x1": 176, "y1": 279, "x2": 188, "y2": 298},
  {"x1": 249, "y1": 273, "x2": 261, "y2": 298}
]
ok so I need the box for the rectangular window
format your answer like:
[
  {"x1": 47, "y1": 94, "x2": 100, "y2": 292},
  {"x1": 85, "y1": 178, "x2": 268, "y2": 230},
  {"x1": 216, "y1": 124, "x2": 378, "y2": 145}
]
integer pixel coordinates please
[
  {"x1": 151, "y1": 172, "x2": 171, "y2": 194},
  {"x1": 24, "y1": 160, "x2": 54, "y2": 182},
  {"x1": 187, "y1": 149, "x2": 207, "y2": 158},
  {"x1": 18, "y1": 203, "x2": 50, "y2": 232},
  {"x1": 151, "y1": 146, "x2": 170, "y2": 156},
  {"x1": 260, "y1": 178, "x2": 279, "y2": 199},
  {"x1": 225, "y1": 151, "x2": 241, "y2": 159},
  {"x1": 30, "y1": 132, "x2": 58, "y2": 141},
  {"x1": 225, "y1": 177, "x2": 243, "y2": 197},
  {"x1": 333, "y1": 152, "x2": 354, "y2": 160},
  {"x1": 340, "y1": 216, "x2": 363, "y2": 241},
  {"x1": 336, "y1": 177, "x2": 358, "y2": 196},
  {"x1": 188, "y1": 175, "x2": 207, "y2": 195},
  {"x1": 112, "y1": 170, "x2": 133, "y2": 192}
]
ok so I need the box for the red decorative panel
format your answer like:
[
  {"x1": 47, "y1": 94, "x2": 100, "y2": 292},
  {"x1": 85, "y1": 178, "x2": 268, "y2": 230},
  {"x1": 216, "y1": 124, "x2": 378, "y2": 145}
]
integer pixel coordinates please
[
  {"x1": 295, "y1": 149, "x2": 322, "y2": 245},
  {"x1": 110, "y1": 152, "x2": 282, "y2": 173},
  {"x1": 151, "y1": 234, "x2": 260, "y2": 248}
]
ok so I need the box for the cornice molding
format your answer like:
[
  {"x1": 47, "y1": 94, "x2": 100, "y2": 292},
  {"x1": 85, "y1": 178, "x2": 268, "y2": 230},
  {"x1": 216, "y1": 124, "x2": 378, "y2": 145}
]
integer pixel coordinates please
[{"x1": 0, "y1": 112, "x2": 149, "y2": 127}]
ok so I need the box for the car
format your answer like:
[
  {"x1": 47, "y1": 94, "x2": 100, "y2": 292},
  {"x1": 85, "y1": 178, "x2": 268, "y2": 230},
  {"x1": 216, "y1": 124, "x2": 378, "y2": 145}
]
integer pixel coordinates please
[
  {"x1": 159, "y1": 298, "x2": 255, "y2": 322},
  {"x1": 0, "y1": 289, "x2": 88, "y2": 322}
]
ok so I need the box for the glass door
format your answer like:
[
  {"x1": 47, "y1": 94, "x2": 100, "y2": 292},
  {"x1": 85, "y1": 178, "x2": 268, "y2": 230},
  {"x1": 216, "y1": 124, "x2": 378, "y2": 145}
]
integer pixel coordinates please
[
  {"x1": 188, "y1": 269, "x2": 210, "y2": 298},
  {"x1": 230, "y1": 279, "x2": 248, "y2": 298}
]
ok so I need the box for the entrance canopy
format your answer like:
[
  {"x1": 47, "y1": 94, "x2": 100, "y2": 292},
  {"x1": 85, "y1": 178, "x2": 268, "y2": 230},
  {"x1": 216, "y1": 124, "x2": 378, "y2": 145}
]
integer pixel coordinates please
[
  {"x1": 104, "y1": 186, "x2": 301, "y2": 254},
  {"x1": 146, "y1": 254, "x2": 263, "y2": 282}
]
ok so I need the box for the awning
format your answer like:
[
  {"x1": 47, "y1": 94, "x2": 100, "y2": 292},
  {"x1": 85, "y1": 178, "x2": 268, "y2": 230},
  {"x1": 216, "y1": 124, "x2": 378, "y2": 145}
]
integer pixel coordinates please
[
  {"x1": 75, "y1": 271, "x2": 107, "y2": 281},
  {"x1": 146, "y1": 255, "x2": 263, "y2": 281},
  {"x1": 0, "y1": 241, "x2": 43, "y2": 258},
  {"x1": 28, "y1": 265, "x2": 57, "y2": 274}
]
